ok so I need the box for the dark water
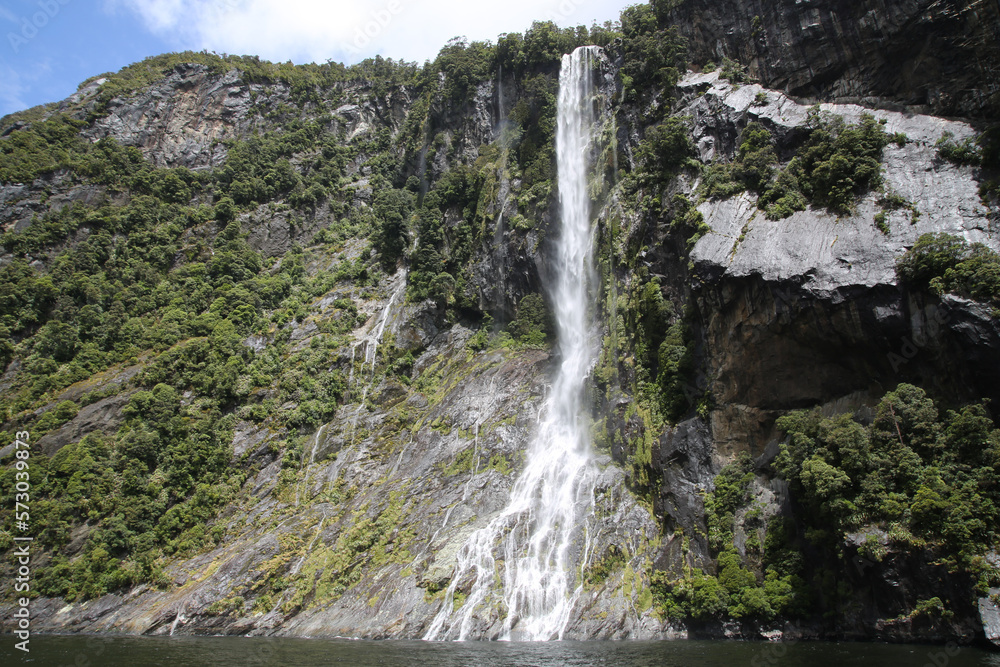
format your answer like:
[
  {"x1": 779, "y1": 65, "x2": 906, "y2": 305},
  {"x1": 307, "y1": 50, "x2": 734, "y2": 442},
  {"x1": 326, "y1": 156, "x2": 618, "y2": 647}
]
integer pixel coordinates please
[{"x1": 2, "y1": 636, "x2": 999, "y2": 667}]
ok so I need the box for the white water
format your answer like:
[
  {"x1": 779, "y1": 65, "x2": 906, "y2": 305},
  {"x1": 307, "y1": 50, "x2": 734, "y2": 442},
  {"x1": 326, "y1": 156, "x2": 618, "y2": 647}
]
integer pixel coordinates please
[
  {"x1": 309, "y1": 423, "x2": 327, "y2": 465},
  {"x1": 365, "y1": 270, "x2": 406, "y2": 370},
  {"x1": 345, "y1": 346, "x2": 356, "y2": 403},
  {"x1": 424, "y1": 46, "x2": 602, "y2": 642},
  {"x1": 345, "y1": 269, "x2": 407, "y2": 444}
]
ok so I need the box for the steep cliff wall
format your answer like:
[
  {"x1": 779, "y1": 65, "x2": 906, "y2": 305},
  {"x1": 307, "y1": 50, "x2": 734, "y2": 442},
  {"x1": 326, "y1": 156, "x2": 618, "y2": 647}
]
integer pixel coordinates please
[
  {"x1": 658, "y1": 0, "x2": 1000, "y2": 119},
  {"x1": 681, "y1": 72, "x2": 1000, "y2": 450},
  {"x1": 0, "y1": 5, "x2": 999, "y2": 647}
]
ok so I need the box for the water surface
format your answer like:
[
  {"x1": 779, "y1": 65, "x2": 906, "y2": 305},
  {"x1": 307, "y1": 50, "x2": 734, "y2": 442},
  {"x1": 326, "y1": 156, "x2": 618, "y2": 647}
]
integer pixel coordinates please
[{"x1": 2, "y1": 636, "x2": 999, "y2": 667}]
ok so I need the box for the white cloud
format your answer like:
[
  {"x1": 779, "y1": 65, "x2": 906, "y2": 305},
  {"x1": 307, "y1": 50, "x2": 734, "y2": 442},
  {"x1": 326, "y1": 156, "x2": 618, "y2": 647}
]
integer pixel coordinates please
[{"x1": 111, "y1": 0, "x2": 630, "y2": 66}]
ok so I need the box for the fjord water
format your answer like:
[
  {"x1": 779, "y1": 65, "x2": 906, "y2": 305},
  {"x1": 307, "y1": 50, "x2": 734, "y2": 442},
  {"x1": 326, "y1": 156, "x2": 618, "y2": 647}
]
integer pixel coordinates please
[
  {"x1": 5, "y1": 636, "x2": 999, "y2": 667},
  {"x1": 424, "y1": 46, "x2": 602, "y2": 641}
]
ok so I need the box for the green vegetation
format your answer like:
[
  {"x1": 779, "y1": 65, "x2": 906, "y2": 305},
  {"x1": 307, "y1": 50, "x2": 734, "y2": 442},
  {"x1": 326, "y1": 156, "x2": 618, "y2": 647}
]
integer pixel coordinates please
[
  {"x1": 700, "y1": 122, "x2": 777, "y2": 199},
  {"x1": 0, "y1": 14, "x2": 662, "y2": 603},
  {"x1": 718, "y1": 57, "x2": 751, "y2": 85},
  {"x1": 874, "y1": 189, "x2": 919, "y2": 233},
  {"x1": 977, "y1": 127, "x2": 1000, "y2": 202},
  {"x1": 897, "y1": 233, "x2": 1000, "y2": 307},
  {"x1": 635, "y1": 118, "x2": 698, "y2": 190},
  {"x1": 618, "y1": 4, "x2": 687, "y2": 104},
  {"x1": 654, "y1": 383, "x2": 1000, "y2": 623},
  {"x1": 506, "y1": 293, "x2": 551, "y2": 346},
  {"x1": 592, "y1": 262, "x2": 703, "y2": 505},
  {"x1": 0, "y1": 47, "x2": 419, "y2": 602},
  {"x1": 279, "y1": 493, "x2": 415, "y2": 612},
  {"x1": 704, "y1": 453, "x2": 754, "y2": 553},
  {"x1": 371, "y1": 187, "x2": 414, "y2": 272},
  {"x1": 765, "y1": 110, "x2": 890, "y2": 217},
  {"x1": 584, "y1": 545, "x2": 626, "y2": 587},
  {"x1": 405, "y1": 168, "x2": 481, "y2": 308},
  {"x1": 936, "y1": 131, "x2": 981, "y2": 166},
  {"x1": 622, "y1": 276, "x2": 698, "y2": 423},
  {"x1": 700, "y1": 111, "x2": 891, "y2": 219},
  {"x1": 0, "y1": 114, "x2": 89, "y2": 183},
  {"x1": 79, "y1": 51, "x2": 415, "y2": 120},
  {"x1": 776, "y1": 385, "x2": 1000, "y2": 580},
  {"x1": 1, "y1": 0, "x2": 994, "y2": 632},
  {"x1": 653, "y1": 454, "x2": 807, "y2": 621},
  {"x1": 933, "y1": 128, "x2": 1000, "y2": 203},
  {"x1": 874, "y1": 211, "x2": 890, "y2": 235}
]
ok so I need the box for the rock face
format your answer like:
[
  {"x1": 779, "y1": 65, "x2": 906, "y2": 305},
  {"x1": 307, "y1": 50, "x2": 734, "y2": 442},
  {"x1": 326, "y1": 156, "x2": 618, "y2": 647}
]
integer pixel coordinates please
[
  {"x1": 981, "y1": 589, "x2": 1000, "y2": 648},
  {"x1": 85, "y1": 64, "x2": 268, "y2": 169},
  {"x1": 592, "y1": 68, "x2": 1000, "y2": 644},
  {"x1": 659, "y1": 0, "x2": 1000, "y2": 119},
  {"x1": 34, "y1": 393, "x2": 136, "y2": 456},
  {"x1": 2, "y1": 6, "x2": 1000, "y2": 648},
  {"x1": 652, "y1": 418, "x2": 719, "y2": 570},
  {"x1": 0, "y1": 173, "x2": 106, "y2": 234},
  {"x1": 679, "y1": 72, "x2": 1000, "y2": 453},
  {"x1": 19, "y1": 324, "x2": 663, "y2": 640}
]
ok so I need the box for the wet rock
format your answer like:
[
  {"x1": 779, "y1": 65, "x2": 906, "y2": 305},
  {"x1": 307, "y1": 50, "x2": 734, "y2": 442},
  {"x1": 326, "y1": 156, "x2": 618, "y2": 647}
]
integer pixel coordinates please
[
  {"x1": 654, "y1": 417, "x2": 718, "y2": 569},
  {"x1": 5, "y1": 26, "x2": 999, "y2": 644},
  {"x1": 394, "y1": 300, "x2": 442, "y2": 351}
]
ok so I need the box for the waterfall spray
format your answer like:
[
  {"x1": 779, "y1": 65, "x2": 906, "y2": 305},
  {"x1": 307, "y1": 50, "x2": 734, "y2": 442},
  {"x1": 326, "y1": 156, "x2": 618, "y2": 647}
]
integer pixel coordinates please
[{"x1": 424, "y1": 45, "x2": 602, "y2": 642}]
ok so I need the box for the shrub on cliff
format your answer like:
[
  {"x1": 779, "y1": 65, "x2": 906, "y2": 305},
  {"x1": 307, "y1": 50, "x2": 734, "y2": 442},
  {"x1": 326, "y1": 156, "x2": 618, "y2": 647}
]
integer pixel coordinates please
[
  {"x1": 507, "y1": 293, "x2": 551, "y2": 346},
  {"x1": 619, "y1": 3, "x2": 687, "y2": 104},
  {"x1": 777, "y1": 384, "x2": 1000, "y2": 575},
  {"x1": 761, "y1": 110, "x2": 890, "y2": 218},
  {"x1": 897, "y1": 233, "x2": 1000, "y2": 306},
  {"x1": 700, "y1": 110, "x2": 891, "y2": 219},
  {"x1": 700, "y1": 122, "x2": 777, "y2": 199}
]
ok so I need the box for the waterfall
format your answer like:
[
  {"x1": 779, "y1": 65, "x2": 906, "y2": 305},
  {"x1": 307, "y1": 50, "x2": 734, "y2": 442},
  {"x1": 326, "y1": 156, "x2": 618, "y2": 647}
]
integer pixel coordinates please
[
  {"x1": 497, "y1": 63, "x2": 505, "y2": 122},
  {"x1": 424, "y1": 46, "x2": 601, "y2": 642},
  {"x1": 346, "y1": 269, "x2": 407, "y2": 445},
  {"x1": 365, "y1": 269, "x2": 406, "y2": 370},
  {"x1": 309, "y1": 423, "x2": 327, "y2": 465}
]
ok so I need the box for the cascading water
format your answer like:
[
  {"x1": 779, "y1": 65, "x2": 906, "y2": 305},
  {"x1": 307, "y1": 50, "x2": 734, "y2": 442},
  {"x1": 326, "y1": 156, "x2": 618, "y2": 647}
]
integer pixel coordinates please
[
  {"x1": 345, "y1": 269, "x2": 407, "y2": 444},
  {"x1": 365, "y1": 269, "x2": 406, "y2": 370},
  {"x1": 424, "y1": 46, "x2": 602, "y2": 642}
]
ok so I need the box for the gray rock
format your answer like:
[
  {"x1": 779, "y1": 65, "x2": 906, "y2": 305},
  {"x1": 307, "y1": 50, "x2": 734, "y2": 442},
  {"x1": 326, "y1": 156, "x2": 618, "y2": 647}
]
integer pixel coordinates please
[
  {"x1": 979, "y1": 590, "x2": 1000, "y2": 648},
  {"x1": 35, "y1": 392, "x2": 136, "y2": 456},
  {"x1": 681, "y1": 73, "x2": 1000, "y2": 450},
  {"x1": 4, "y1": 25, "x2": 999, "y2": 644},
  {"x1": 85, "y1": 66, "x2": 269, "y2": 169},
  {"x1": 653, "y1": 417, "x2": 718, "y2": 569},
  {"x1": 685, "y1": 73, "x2": 996, "y2": 297},
  {"x1": 659, "y1": 0, "x2": 1000, "y2": 119}
]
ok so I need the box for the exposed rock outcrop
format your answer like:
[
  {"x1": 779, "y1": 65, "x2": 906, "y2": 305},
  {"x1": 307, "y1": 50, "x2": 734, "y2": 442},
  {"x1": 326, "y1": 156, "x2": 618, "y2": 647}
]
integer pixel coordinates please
[
  {"x1": 659, "y1": 0, "x2": 1000, "y2": 119},
  {"x1": 86, "y1": 65, "x2": 269, "y2": 169},
  {"x1": 1, "y1": 6, "x2": 999, "y2": 646},
  {"x1": 17, "y1": 313, "x2": 664, "y2": 639},
  {"x1": 680, "y1": 71, "x2": 1000, "y2": 453}
]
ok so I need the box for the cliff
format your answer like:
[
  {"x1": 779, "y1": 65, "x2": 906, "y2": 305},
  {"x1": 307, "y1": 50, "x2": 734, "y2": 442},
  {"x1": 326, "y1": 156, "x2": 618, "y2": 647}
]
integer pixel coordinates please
[
  {"x1": 657, "y1": 0, "x2": 1000, "y2": 119},
  {"x1": 1, "y1": 1, "x2": 999, "y2": 648}
]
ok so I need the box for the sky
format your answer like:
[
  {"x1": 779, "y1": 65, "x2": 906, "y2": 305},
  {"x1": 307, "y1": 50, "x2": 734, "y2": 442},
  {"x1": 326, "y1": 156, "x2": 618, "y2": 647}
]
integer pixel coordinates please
[{"x1": 0, "y1": 0, "x2": 638, "y2": 117}]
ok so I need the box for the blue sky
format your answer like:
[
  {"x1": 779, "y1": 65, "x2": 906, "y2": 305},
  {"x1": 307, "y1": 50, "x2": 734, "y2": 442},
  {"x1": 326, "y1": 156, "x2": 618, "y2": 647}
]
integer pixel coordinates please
[{"x1": 1, "y1": 0, "x2": 637, "y2": 118}]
